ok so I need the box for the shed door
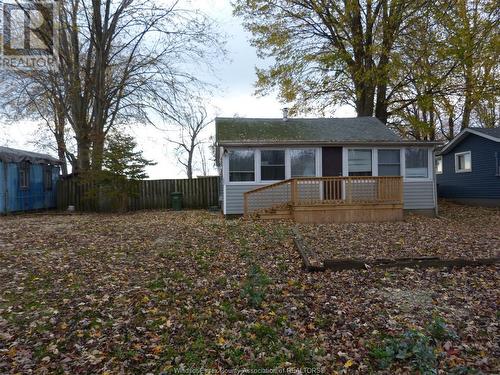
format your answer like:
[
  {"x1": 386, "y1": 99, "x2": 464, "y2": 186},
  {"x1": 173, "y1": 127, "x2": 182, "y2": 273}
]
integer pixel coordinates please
[{"x1": 322, "y1": 147, "x2": 343, "y2": 200}]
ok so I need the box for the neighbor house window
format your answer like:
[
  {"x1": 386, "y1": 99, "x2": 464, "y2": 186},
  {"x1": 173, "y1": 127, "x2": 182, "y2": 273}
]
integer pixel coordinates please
[
  {"x1": 435, "y1": 156, "x2": 443, "y2": 174},
  {"x1": 378, "y1": 149, "x2": 401, "y2": 176},
  {"x1": 44, "y1": 166, "x2": 53, "y2": 191},
  {"x1": 19, "y1": 163, "x2": 30, "y2": 189},
  {"x1": 405, "y1": 148, "x2": 428, "y2": 178},
  {"x1": 229, "y1": 150, "x2": 255, "y2": 182},
  {"x1": 348, "y1": 149, "x2": 372, "y2": 176},
  {"x1": 455, "y1": 151, "x2": 471, "y2": 173},
  {"x1": 290, "y1": 149, "x2": 316, "y2": 177},
  {"x1": 261, "y1": 150, "x2": 285, "y2": 180}
]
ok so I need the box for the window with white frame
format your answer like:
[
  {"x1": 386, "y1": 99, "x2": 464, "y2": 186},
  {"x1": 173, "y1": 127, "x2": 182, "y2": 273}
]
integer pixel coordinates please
[
  {"x1": 405, "y1": 148, "x2": 429, "y2": 178},
  {"x1": 378, "y1": 149, "x2": 401, "y2": 176},
  {"x1": 435, "y1": 156, "x2": 443, "y2": 174},
  {"x1": 290, "y1": 149, "x2": 316, "y2": 177},
  {"x1": 348, "y1": 149, "x2": 372, "y2": 176},
  {"x1": 19, "y1": 163, "x2": 30, "y2": 189},
  {"x1": 229, "y1": 150, "x2": 255, "y2": 182},
  {"x1": 261, "y1": 150, "x2": 285, "y2": 180},
  {"x1": 455, "y1": 151, "x2": 471, "y2": 173}
]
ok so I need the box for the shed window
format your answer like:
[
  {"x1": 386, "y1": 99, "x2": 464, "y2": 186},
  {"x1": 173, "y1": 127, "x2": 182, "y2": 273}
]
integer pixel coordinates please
[
  {"x1": 44, "y1": 166, "x2": 53, "y2": 191},
  {"x1": 455, "y1": 151, "x2": 471, "y2": 173},
  {"x1": 405, "y1": 148, "x2": 428, "y2": 178},
  {"x1": 290, "y1": 149, "x2": 316, "y2": 177},
  {"x1": 19, "y1": 163, "x2": 30, "y2": 189},
  {"x1": 348, "y1": 149, "x2": 372, "y2": 176},
  {"x1": 261, "y1": 150, "x2": 285, "y2": 180},
  {"x1": 435, "y1": 156, "x2": 443, "y2": 174},
  {"x1": 229, "y1": 150, "x2": 255, "y2": 182},
  {"x1": 378, "y1": 149, "x2": 401, "y2": 176}
]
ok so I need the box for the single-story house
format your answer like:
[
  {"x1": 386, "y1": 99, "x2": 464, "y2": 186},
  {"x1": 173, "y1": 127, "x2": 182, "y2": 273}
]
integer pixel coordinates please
[
  {"x1": 0, "y1": 146, "x2": 60, "y2": 213},
  {"x1": 436, "y1": 127, "x2": 500, "y2": 207},
  {"x1": 215, "y1": 115, "x2": 441, "y2": 223}
]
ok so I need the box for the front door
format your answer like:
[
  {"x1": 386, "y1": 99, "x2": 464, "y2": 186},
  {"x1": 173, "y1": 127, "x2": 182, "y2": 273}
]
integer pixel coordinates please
[{"x1": 322, "y1": 147, "x2": 343, "y2": 200}]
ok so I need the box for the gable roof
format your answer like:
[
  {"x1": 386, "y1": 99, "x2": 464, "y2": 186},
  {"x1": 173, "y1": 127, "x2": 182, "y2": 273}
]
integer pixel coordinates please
[
  {"x1": 216, "y1": 117, "x2": 405, "y2": 145},
  {"x1": 439, "y1": 127, "x2": 500, "y2": 155},
  {"x1": 0, "y1": 146, "x2": 61, "y2": 165}
]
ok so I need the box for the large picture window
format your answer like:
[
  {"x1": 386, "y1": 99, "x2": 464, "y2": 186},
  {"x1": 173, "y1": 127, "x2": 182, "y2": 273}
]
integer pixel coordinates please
[
  {"x1": 290, "y1": 149, "x2": 316, "y2": 177},
  {"x1": 455, "y1": 151, "x2": 471, "y2": 173},
  {"x1": 405, "y1": 148, "x2": 429, "y2": 178},
  {"x1": 261, "y1": 150, "x2": 285, "y2": 180},
  {"x1": 229, "y1": 150, "x2": 255, "y2": 182},
  {"x1": 348, "y1": 149, "x2": 372, "y2": 176},
  {"x1": 378, "y1": 149, "x2": 401, "y2": 176}
]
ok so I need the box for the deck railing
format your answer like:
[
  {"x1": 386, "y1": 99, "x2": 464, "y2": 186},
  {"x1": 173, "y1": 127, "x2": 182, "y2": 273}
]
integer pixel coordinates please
[{"x1": 243, "y1": 176, "x2": 403, "y2": 216}]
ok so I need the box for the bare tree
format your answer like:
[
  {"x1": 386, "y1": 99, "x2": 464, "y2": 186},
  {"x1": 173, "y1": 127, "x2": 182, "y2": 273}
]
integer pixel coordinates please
[
  {"x1": 0, "y1": 0, "x2": 224, "y2": 173},
  {"x1": 168, "y1": 103, "x2": 212, "y2": 179}
]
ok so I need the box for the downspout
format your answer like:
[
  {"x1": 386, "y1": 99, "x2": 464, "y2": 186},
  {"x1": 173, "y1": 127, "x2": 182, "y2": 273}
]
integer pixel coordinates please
[{"x1": 432, "y1": 147, "x2": 439, "y2": 217}]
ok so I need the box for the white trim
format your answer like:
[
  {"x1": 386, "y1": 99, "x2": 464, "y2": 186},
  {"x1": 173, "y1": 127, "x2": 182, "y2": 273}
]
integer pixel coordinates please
[
  {"x1": 440, "y1": 128, "x2": 500, "y2": 154},
  {"x1": 223, "y1": 184, "x2": 227, "y2": 215},
  {"x1": 435, "y1": 155, "x2": 443, "y2": 174},
  {"x1": 454, "y1": 151, "x2": 472, "y2": 173}
]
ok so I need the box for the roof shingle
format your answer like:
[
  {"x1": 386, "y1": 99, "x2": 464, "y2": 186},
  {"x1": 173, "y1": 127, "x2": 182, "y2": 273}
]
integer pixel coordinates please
[{"x1": 216, "y1": 117, "x2": 402, "y2": 144}]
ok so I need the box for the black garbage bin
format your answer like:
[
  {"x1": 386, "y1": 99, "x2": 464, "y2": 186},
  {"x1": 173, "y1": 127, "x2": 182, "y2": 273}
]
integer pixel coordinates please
[{"x1": 171, "y1": 192, "x2": 183, "y2": 211}]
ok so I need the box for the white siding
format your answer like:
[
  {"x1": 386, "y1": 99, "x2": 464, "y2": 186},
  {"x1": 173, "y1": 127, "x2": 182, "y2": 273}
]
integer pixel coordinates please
[
  {"x1": 403, "y1": 180, "x2": 436, "y2": 209},
  {"x1": 224, "y1": 184, "x2": 266, "y2": 214}
]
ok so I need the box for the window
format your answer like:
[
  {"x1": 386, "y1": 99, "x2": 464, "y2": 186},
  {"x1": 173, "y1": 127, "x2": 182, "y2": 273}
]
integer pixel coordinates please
[
  {"x1": 378, "y1": 149, "x2": 401, "y2": 176},
  {"x1": 44, "y1": 166, "x2": 53, "y2": 191},
  {"x1": 435, "y1": 156, "x2": 443, "y2": 174},
  {"x1": 19, "y1": 163, "x2": 30, "y2": 189},
  {"x1": 405, "y1": 148, "x2": 429, "y2": 178},
  {"x1": 290, "y1": 149, "x2": 316, "y2": 177},
  {"x1": 455, "y1": 151, "x2": 471, "y2": 173},
  {"x1": 348, "y1": 149, "x2": 372, "y2": 176},
  {"x1": 229, "y1": 150, "x2": 255, "y2": 182},
  {"x1": 261, "y1": 150, "x2": 285, "y2": 180}
]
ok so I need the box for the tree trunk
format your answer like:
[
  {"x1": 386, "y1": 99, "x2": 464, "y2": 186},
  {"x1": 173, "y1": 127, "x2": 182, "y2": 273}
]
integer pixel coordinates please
[{"x1": 186, "y1": 149, "x2": 193, "y2": 179}]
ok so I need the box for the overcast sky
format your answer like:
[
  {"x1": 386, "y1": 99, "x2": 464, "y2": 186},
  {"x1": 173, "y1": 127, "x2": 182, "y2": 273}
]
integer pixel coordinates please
[{"x1": 0, "y1": 0, "x2": 355, "y2": 179}]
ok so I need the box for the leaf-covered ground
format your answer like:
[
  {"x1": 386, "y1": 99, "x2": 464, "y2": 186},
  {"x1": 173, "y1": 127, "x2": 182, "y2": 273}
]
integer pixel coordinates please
[
  {"x1": 298, "y1": 201, "x2": 500, "y2": 262},
  {"x1": 0, "y1": 206, "x2": 498, "y2": 374}
]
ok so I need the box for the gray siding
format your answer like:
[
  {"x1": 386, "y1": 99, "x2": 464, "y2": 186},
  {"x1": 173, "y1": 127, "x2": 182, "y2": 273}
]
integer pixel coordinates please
[
  {"x1": 224, "y1": 184, "x2": 267, "y2": 214},
  {"x1": 403, "y1": 180, "x2": 436, "y2": 209}
]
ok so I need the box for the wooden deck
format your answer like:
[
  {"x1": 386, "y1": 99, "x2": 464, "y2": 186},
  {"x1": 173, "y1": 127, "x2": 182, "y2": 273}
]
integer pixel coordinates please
[{"x1": 244, "y1": 176, "x2": 404, "y2": 223}]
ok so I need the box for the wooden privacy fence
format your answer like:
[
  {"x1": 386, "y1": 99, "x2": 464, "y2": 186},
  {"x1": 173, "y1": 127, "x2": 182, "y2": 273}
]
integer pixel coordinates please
[{"x1": 57, "y1": 176, "x2": 220, "y2": 212}]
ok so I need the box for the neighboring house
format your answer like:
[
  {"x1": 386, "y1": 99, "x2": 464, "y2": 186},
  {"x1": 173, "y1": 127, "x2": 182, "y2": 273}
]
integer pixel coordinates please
[
  {"x1": 215, "y1": 115, "x2": 440, "y2": 223},
  {"x1": 0, "y1": 146, "x2": 60, "y2": 213},
  {"x1": 436, "y1": 127, "x2": 500, "y2": 207}
]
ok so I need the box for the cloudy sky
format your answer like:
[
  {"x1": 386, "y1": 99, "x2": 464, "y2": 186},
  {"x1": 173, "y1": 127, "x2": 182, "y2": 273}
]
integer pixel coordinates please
[{"x1": 0, "y1": 0, "x2": 355, "y2": 179}]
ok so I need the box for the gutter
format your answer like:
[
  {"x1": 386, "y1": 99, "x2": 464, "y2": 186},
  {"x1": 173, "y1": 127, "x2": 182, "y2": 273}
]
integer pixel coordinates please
[{"x1": 217, "y1": 140, "x2": 443, "y2": 147}]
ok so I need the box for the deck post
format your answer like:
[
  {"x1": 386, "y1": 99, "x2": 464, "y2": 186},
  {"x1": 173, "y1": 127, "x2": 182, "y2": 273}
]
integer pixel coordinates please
[
  {"x1": 243, "y1": 193, "x2": 248, "y2": 216},
  {"x1": 347, "y1": 177, "x2": 352, "y2": 203},
  {"x1": 291, "y1": 179, "x2": 298, "y2": 205}
]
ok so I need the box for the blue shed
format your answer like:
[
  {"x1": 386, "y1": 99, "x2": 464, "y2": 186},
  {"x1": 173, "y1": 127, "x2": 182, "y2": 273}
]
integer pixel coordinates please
[
  {"x1": 436, "y1": 128, "x2": 500, "y2": 207},
  {"x1": 0, "y1": 146, "x2": 60, "y2": 213}
]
